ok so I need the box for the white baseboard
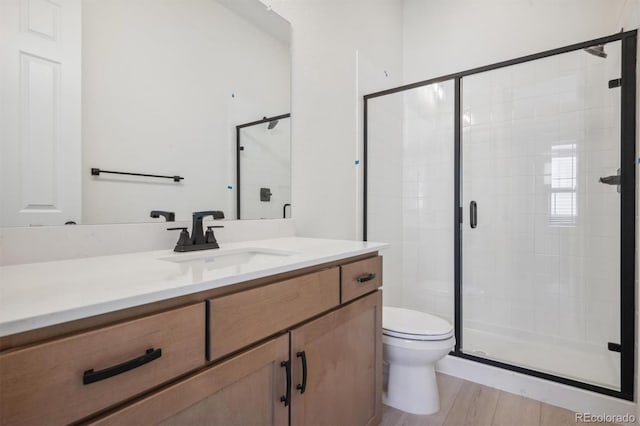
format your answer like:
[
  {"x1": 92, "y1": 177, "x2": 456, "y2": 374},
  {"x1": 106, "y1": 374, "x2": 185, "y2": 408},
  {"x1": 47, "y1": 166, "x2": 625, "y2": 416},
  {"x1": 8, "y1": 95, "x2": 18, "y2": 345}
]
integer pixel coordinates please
[{"x1": 436, "y1": 355, "x2": 636, "y2": 417}]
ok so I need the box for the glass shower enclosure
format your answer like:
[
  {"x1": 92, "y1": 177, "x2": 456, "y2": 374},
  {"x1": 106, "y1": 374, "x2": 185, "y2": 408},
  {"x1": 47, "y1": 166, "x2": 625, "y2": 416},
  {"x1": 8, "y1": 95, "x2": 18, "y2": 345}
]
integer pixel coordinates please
[{"x1": 364, "y1": 31, "x2": 636, "y2": 399}]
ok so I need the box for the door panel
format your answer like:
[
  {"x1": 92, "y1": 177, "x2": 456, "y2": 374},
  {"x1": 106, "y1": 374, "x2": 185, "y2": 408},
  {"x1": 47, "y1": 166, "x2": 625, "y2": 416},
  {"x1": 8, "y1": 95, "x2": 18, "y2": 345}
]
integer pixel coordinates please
[
  {"x1": 1, "y1": 0, "x2": 81, "y2": 226},
  {"x1": 159, "y1": 363, "x2": 278, "y2": 426},
  {"x1": 290, "y1": 291, "x2": 382, "y2": 426}
]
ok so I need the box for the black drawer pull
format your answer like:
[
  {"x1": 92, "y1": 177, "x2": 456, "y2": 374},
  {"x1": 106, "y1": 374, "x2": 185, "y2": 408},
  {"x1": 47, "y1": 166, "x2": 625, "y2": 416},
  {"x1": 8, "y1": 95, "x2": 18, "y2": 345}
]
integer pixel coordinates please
[
  {"x1": 356, "y1": 273, "x2": 376, "y2": 283},
  {"x1": 296, "y1": 351, "x2": 307, "y2": 394},
  {"x1": 83, "y1": 348, "x2": 162, "y2": 385},
  {"x1": 280, "y1": 360, "x2": 291, "y2": 406}
]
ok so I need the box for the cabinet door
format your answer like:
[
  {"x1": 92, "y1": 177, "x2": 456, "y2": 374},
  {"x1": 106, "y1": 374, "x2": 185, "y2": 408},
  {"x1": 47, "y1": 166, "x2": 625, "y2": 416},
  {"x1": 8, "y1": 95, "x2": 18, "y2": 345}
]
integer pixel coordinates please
[
  {"x1": 91, "y1": 334, "x2": 289, "y2": 426},
  {"x1": 290, "y1": 290, "x2": 382, "y2": 426}
]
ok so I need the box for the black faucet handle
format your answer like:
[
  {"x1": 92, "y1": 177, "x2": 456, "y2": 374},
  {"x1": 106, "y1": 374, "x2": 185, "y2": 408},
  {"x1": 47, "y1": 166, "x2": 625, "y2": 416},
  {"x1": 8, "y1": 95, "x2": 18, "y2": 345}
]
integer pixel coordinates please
[
  {"x1": 192, "y1": 210, "x2": 224, "y2": 220},
  {"x1": 204, "y1": 226, "x2": 221, "y2": 247},
  {"x1": 167, "y1": 227, "x2": 190, "y2": 248}
]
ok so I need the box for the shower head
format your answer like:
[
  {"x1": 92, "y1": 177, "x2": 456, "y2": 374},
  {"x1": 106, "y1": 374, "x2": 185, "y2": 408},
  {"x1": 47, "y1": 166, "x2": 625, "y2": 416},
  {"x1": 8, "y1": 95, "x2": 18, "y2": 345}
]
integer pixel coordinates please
[
  {"x1": 267, "y1": 119, "x2": 279, "y2": 130},
  {"x1": 584, "y1": 44, "x2": 607, "y2": 58}
]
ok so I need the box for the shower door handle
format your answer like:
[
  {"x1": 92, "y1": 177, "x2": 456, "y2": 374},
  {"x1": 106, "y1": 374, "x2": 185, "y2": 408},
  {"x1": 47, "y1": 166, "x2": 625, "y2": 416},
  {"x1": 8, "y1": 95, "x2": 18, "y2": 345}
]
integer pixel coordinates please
[{"x1": 470, "y1": 201, "x2": 477, "y2": 229}]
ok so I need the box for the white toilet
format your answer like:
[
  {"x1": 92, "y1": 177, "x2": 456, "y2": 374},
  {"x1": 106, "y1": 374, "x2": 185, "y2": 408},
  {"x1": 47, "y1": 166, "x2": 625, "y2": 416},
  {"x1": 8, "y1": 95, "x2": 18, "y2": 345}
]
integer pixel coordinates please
[{"x1": 383, "y1": 306, "x2": 455, "y2": 415}]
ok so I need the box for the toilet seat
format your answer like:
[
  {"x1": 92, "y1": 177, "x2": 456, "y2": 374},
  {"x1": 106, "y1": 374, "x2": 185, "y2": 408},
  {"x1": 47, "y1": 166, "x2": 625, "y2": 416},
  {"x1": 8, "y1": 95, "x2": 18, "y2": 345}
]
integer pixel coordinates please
[{"x1": 383, "y1": 306, "x2": 454, "y2": 341}]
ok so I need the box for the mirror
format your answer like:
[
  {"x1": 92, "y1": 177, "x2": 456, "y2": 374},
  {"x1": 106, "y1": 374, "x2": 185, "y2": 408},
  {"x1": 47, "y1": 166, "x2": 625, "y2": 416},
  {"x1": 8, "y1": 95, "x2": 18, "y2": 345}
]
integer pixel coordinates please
[{"x1": 0, "y1": 0, "x2": 291, "y2": 227}]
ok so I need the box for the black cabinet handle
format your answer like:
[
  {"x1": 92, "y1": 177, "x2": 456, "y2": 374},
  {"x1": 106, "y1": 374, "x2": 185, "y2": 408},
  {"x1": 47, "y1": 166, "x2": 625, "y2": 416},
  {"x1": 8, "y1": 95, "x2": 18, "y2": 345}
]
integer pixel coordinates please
[
  {"x1": 296, "y1": 351, "x2": 307, "y2": 394},
  {"x1": 83, "y1": 348, "x2": 162, "y2": 385},
  {"x1": 356, "y1": 273, "x2": 376, "y2": 283},
  {"x1": 280, "y1": 360, "x2": 291, "y2": 406},
  {"x1": 470, "y1": 201, "x2": 477, "y2": 229}
]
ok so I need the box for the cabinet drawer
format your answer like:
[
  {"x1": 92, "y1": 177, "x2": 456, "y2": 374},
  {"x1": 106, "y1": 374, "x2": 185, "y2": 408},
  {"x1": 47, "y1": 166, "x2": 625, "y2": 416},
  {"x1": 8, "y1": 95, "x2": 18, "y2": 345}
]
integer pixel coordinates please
[
  {"x1": 0, "y1": 303, "x2": 205, "y2": 426},
  {"x1": 340, "y1": 256, "x2": 382, "y2": 303},
  {"x1": 208, "y1": 267, "x2": 339, "y2": 361},
  {"x1": 89, "y1": 334, "x2": 289, "y2": 426}
]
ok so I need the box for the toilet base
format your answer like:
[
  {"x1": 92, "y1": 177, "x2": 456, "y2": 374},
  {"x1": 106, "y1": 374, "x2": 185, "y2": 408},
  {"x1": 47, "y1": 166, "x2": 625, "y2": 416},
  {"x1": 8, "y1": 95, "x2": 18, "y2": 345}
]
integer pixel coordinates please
[{"x1": 384, "y1": 363, "x2": 440, "y2": 415}]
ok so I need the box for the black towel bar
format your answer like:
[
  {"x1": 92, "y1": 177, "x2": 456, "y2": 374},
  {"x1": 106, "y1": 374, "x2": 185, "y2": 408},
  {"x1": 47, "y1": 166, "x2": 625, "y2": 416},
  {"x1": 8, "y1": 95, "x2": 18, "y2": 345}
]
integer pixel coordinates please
[{"x1": 91, "y1": 168, "x2": 184, "y2": 182}]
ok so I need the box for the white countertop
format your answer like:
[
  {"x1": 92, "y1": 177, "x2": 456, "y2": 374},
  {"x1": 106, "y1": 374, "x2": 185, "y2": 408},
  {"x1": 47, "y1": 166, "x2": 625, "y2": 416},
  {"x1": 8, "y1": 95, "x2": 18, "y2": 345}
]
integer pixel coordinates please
[{"x1": 0, "y1": 237, "x2": 387, "y2": 337}]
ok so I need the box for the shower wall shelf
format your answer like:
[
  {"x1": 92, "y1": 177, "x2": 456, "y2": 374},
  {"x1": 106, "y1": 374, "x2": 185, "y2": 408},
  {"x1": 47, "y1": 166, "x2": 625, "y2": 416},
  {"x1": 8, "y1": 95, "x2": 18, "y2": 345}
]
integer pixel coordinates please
[{"x1": 91, "y1": 168, "x2": 184, "y2": 182}]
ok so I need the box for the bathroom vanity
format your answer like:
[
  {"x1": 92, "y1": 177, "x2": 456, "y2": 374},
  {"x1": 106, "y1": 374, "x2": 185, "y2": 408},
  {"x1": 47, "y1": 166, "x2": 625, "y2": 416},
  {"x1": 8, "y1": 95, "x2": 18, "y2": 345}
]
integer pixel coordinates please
[{"x1": 0, "y1": 238, "x2": 385, "y2": 425}]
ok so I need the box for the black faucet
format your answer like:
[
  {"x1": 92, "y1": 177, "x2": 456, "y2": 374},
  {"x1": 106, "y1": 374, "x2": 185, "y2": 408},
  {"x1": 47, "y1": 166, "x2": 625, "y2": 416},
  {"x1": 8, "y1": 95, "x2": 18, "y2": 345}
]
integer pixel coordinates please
[
  {"x1": 150, "y1": 210, "x2": 175, "y2": 222},
  {"x1": 191, "y1": 210, "x2": 224, "y2": 245},
  {"x1": 168, "y1": 210, "x2": 224, "y2": 252}
]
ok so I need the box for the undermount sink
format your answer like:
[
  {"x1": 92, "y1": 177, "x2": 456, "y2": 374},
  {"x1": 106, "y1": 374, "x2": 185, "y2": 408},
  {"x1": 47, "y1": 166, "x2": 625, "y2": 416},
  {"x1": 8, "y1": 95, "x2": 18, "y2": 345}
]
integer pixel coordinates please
[{"x1": 158, "y1": 247, "x2": 298, "y2": 269}]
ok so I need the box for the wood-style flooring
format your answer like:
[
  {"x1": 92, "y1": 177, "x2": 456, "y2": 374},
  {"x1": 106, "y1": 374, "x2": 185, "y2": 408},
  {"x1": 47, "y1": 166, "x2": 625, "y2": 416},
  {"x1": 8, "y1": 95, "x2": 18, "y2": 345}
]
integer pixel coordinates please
[{"x1": 381, "y1": 373, "x2": 618, "y2": 426}]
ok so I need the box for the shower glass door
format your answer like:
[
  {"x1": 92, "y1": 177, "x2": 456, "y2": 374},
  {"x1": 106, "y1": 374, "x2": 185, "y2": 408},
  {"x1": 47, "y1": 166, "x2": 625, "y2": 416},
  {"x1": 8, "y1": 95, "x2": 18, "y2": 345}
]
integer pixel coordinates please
[
  {"x1": 460, "y1": 41, "x2": 623, "y2": 390},
  {"x1": 367, "y1": 81, "x2": 455, "y2": 319}
]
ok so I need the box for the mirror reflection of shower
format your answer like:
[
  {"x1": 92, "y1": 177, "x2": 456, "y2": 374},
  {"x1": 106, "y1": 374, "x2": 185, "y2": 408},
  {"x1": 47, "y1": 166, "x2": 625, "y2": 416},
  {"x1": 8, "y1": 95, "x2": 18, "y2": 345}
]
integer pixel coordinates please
[{"x1": 237, "y1": 114, "x2": 291, "y2": 220}]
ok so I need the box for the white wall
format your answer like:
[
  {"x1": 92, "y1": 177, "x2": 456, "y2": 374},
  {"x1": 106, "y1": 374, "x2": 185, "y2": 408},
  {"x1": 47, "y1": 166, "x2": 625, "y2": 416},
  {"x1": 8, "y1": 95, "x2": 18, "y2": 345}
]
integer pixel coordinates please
[
  {"x1": 82, "y1": 0, "x2": 290, "y2": 224},
  {"x1": 403, "y1": 0, "x2": 634, "y2": 84},
  {"x1": 264, "y1": 0, "x2": 404, "y2": 240}
]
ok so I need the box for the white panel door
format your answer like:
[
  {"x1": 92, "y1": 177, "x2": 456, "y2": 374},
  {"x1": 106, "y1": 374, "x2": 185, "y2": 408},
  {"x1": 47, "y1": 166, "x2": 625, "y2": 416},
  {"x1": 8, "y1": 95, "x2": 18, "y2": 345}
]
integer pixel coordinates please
[{"x1": 0, "y1": 0, "x2": 81, "y2": 226}]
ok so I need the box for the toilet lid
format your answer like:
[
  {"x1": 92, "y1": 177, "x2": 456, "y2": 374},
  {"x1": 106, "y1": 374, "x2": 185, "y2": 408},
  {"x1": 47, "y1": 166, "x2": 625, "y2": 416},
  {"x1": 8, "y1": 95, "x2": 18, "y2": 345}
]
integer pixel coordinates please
[{"x1": 383, "y1": 307, "x2": 454, "y2": 341}]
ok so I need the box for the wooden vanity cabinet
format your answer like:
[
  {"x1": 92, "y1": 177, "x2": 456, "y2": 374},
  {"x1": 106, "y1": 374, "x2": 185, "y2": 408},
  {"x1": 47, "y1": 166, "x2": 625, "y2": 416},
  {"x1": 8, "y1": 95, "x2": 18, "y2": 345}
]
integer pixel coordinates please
[
  {"x1": 0, "y1": 253, "x2": 383, "y2": 426},
  {"x1": 90, "y1": 290, "x2": 383, "y2": 426}
]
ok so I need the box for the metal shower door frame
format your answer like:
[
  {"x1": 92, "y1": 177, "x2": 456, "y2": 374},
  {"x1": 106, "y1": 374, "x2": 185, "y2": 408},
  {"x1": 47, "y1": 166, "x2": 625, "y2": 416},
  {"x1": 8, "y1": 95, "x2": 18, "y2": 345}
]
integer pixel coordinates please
[{"x1": 363, "y1": 30, "x2": 637, "y2": 401}]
